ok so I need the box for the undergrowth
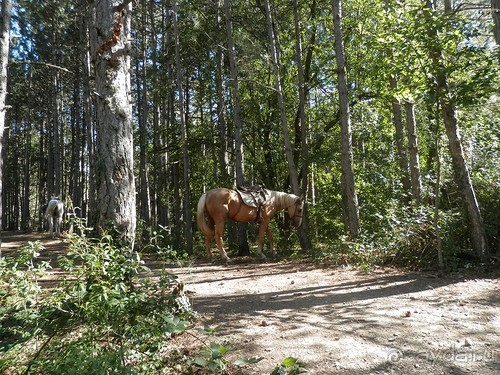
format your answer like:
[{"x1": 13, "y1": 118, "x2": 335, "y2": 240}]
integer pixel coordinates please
[
  {"x1": 0, "y1": 221, "x2": 261, "y2": 374},
  {"x1": 308, "y1": 206, "x2": 495, "y2": 272}
]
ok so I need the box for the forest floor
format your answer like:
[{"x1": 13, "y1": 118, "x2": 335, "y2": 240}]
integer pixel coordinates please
[{"x1": 2, "y1": 231, "x2": 499, "y2": 375}]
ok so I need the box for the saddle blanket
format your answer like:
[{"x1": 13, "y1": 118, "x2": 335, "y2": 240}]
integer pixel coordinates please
[{"x1": 236, "y1": 185, "x2": 269, "y2": 208}]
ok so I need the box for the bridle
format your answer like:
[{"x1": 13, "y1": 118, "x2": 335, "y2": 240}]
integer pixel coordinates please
[{"x1": 289, "y1": 199, "x2": 303, "y2": 221}]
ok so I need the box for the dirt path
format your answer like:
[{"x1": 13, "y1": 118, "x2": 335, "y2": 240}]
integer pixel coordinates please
[
  {"x1": 2, "y1": 232, "x2": 499, "y2": 374},
  {"x1": 169, "y1": 261, "x2": 499, "y2": 375}
]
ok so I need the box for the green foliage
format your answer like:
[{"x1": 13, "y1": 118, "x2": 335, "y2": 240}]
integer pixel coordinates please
[
  {"x1": 0, "y1": 241, "x2": 49, "y2": 358},
  {"x1": 143, "y1": 225, "x2": 192, "y2": 266},
  {"x1": 0, "y1": 228, "x2": 265, "y2": 374},
  {"x1": 0, "y1": 231, "x2": 195, "y2": 374},
  {"x1": 271, "y1": 357, "x2": 307, "y2": 375}
]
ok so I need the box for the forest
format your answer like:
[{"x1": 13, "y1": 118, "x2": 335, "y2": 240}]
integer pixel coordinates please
[
  {"x1": 1, "y1": 0, "x2": 499, "y2": 266},
  {"x1": 0, "y1": 0, "x2": 499, "y2": 373}
]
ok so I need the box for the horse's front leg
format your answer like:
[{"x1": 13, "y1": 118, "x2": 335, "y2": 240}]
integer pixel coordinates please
[
  {"x1": 214, "y1": 222, "x2": 230, "y2": 262},
  {"x1": 265, "y1": 226, "x2": 275, "y2": 256},
  {"x1": 256, "y1": 222, "x2": 270, "y2": 259}
]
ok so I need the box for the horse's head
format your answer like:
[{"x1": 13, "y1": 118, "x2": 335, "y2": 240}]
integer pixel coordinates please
[{"x1": 288, "y1": 196, "x2": 304, "y2": 228}]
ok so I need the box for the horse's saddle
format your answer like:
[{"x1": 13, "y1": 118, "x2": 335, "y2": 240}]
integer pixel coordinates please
[{"x1": 236, "y1": 185, "x2": 269, "y2": 209}]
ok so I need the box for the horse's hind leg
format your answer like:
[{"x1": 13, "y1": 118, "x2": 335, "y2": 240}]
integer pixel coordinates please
[
  {"x1": 55, "y1": 218, "x2": 61, "y2": 236},
  {"x1": 204, "y1": 234, "x2": 213, "y2": 260},
  {"x1": 214, "y1": 221, "x2": 230, "y2": 262},
  {"x1": 256, "y1": 222, "x2": 272, "y2": 259},
  {"x1": 48, "y1": 217, "x2": 54, "y2": 236}
]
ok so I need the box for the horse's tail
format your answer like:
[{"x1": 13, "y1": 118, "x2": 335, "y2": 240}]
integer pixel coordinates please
[{"x1": 196, "y1": 193, "x2": 213, "y2": 237}]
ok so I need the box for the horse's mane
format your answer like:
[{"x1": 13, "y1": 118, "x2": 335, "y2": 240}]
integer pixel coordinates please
[{"x1": 267, "y1": 190, "x2": 299, "y2": 209}]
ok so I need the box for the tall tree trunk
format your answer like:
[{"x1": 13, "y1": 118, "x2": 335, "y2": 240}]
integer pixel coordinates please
[
  {"x1": 332, "y1": 0, "x2": 360, "y2": 238},
  {"x1": 264, "y1": 0, "x2": 300, "y2": 195},
  {"x1": 90, "y1": 0, "x2": 136, "y2": 250},
  {"x1": 224, "y1": 0, "x2": 249, "y2": 255},
  {"x1": 82, "y1": 3, "x2": 96, "y2": 227},
  {"x1": 138, "y1": 0, "x2": 151, "y2": 241},
  {"x1": 21, "y1": 120, "x2": 31, "y2": 230},
  {"x1": 216, "y1": 0, "x2": 230, "y2": 186},
  {"x1": 69, "y1": 69, "x2": 81, "y2": 218},
  {"x1": 492, "y1": 0, "x2": 500, "y2": 44},
  {"x1": 38, "y1": 119, "x2": 47, "y2": 230},
  {"x1": 292, "y1": 0, "x2": 312, "y2": 251},
  {"x1": 425, "y1": 0, "x2": 487, "y2": 261},
  {"x1": 433, "y1": 117, "x2": 444, "y2": 270},
  {"x1": 173, "y1": 0, "x2": 193, "y2": 254},
  {"x1": 389, "y1": 77, "x2": 411, "y2": 200},
  {"x1": 0, "y1": 0, "x2": 11, "y2": 240},
  {"x1": 148, "y1": 0, "x2": 160, "y2": 229},
  {"x1": 153, "y1": 0, "x2": 171, "y2": 229},
  {"x1": 404, "y1": 100, "x2": 422, "y2": 204}
]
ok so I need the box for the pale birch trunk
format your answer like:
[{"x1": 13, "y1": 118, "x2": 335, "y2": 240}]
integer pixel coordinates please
[
  {"x1": 332, "y1": 0, "x2": 360, "y2": 238},
  {"x1": 90, "y1": 0, "x2": 136, "y2": 250}
]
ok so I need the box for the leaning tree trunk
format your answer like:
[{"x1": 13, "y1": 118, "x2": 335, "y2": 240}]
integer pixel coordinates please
[
  {"x1": 332, "y1": 0, "x2": 360, "y2": 238},
  {"x1": 425, "y1": 0, "x2": 488, "y2": 261},
  {"x1": 224, "y1": 0, "x2": 249, "y2": 255},
  {"x1": 0, "y1": 0, "x2": 12, "y2": 243},
  {"x1": 89, "y1": 0, "x2": 136, "y2": 250},
  {"x1": 264, "y1": 0, "x2": 300, "y2": 195}
]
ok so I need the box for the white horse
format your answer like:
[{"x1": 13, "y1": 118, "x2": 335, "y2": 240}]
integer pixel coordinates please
[{"x1": 45, "y1": 198, "x2": 64, "y2": 237}]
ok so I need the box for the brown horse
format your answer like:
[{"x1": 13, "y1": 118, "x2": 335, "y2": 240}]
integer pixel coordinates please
[{"x1": 196, "y1": 187, "x2": 304, "y2": 261}]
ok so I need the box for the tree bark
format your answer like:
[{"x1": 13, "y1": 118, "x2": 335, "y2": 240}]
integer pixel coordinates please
[
  {"x1": 138, "y1": 0, "x2": 152, "y2": 241},
  {"x1": 173, "y1": 0, "x2": 193, "y2": 254},
  {"x1": 0, "y1": 0, "x2": 12, "y2": 240},
  {"x1": 404, "y1": 100, "x2": 422, "y2": 204},
  {"x1": 389, "y1": 77, "x2": 411, "y2": 199},
  {"x1": 492, "y1": 0, "x2": 500, "y2": 44},
  {"x1": 224, "y1": 0, "x2": 249, "y2": 255},
  {"x1": 425, "y1": 0, "x2": 488, "y2": 261},
  {"x1": 216, "y1": 0, "x2": 230, "y2": 186},
  {"x1": 332, "y1": 0, "x2": 360, "y2": 238},
  {"x1": 293, "y1": 0, "x2": 312, "y2": 251},
  {"x1": 90, "y1": 0, "x2": 136, "y2": 250},
  {"x1": 264, "y1": 0, "x2": 300, "y2": 196},
  {"x1": 82, "y1": 3, "x2": 97, "y2": 227}
]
